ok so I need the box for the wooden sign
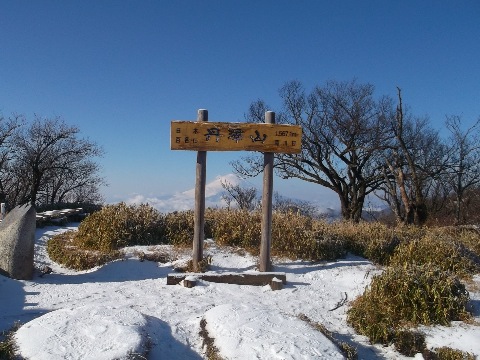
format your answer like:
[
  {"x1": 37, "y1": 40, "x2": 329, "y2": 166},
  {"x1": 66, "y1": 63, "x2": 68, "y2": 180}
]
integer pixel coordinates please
[{"x1": 171, "y1": 121, "x2": 302, "y2": 154}]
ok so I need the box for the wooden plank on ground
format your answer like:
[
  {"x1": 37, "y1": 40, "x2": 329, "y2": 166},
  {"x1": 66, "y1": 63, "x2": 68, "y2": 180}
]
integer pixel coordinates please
[{"x1": 167, "y1": 272, "x2": 287, "y2": 286}]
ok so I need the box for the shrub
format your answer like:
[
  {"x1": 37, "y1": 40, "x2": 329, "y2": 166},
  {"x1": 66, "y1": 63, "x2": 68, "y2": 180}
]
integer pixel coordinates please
[
  {"x1": 272, "y1": 212, "x2": 347, "y2": 260},
  {"x1": 74, "y1": 203, "x2": 166, "y2": 252},
  {"x1": 47, "y1": 203, "x2": 165, "y2": 270},
  {"x1": 209, "y1": 209, "x2": 262, "y2": 253},
  {"x1": 164, "y1": 210, "x2": 195, "y2": 247},
  {"x1": 134, "y1": 248, "x2": 174, "y2": 263},
  {"x1": 186, "y1": 256, "x2": 212, "y2": 273},
  {"x1": 393, "y1": 330, "x2": 426, "y2": 357},
  {"x1": 0, "y1": 322, "x2": 20, "y2": 360},
  {"x1": 390, "y1": 232, "x2": 480, "y2": 278},
  {"x1": 347, "y1": 264, "x2": 471, "y2": 344},
  {"x1": 442, "y1": 227, "x2": 480, "y2": 258},
  {"x1": 427, "y1": 347, "x2": 477, "y2": 360},
  {"x1": 331, "y1": 222, "x2": 417, "y2": 265},
  {"x1": 207, "y1": 209, "x2": 347, "y2": 261},
  {"x1": 161, "y1": 209, "x2": 217, "y2": 247},
  {"x1": 47, "y1": 231, "x2": 123, "y2": 270}
]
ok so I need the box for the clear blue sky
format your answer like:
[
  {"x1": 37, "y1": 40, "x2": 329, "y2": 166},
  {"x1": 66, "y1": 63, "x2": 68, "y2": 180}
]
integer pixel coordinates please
[{"x1": 1, "y1": 1, "x2": 480, "y2": 207}]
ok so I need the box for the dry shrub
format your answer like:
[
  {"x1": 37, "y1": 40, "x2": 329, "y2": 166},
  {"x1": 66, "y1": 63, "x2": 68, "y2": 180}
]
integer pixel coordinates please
[
  {"x1": 186, "y1": 256, "x2": 212, "y2": 273},
  {"x1": 272, "y1": 210, "x2": 314, "y2": 259},
  {"x1": 74, "y1": 202, "x2": 165, "y2": 252},
  {"x1": 47, "y1": 203, "x2": 165, "y2": 270},
  {"x1": 163, "y1": 210, "x2": 195, "y2": 247},
  {"x1": 272, "y1": 212, "x2": 346, "y2": 260},
  {"x1": 207, "y1": 209, "x2": 347, "y2": 261},
  {"x1": 0, "y1": 322, "x2": 20, "y2": 360},
  {"x1": 393, "y1": 330, "x2": 426, "y2": 357},
  {"x1": 439, "y1": 226, "x2": 480, "y2": 257},
  {"x1": 390, "y1": 231, "x2": 480, "y2": 278},
  {"x1": 347, "y1": 264, "x2": 471, "y2": 345},
  {"x1": 329, "y1": 221, "x2": 418, "y2": 265},
  {"x1": 47, "y1": 231, "x2": 123, "y2": 270},
  {"x1": 337, "y1": 222, "x2": 480, "y2": 272},
  {"x1": 424, "y1": 347, "x2": 477, "y2": 360},
  {"x1": 162, "y1": 209, "x2": 216, "y2": 247},
  {"x1": 209, "y1": 209, "x2": 261, "y2": 253}
]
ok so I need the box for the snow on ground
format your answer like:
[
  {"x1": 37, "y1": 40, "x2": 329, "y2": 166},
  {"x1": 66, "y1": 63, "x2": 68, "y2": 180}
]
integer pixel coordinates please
[
  {"x1": 0, "y1": 224, "x2": 479, "y2": 359},
  {"x1": 15, "y1": 305, "x2": 148, "y2": 360},
  {"x1": 204, "y1": 303, "x2": 345, "y2": 359}
]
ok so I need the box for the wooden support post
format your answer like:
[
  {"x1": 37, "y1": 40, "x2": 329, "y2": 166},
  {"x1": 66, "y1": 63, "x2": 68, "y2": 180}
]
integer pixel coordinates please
[
  {"x1": 259, "y1": 111, "x2": 275, "y2": 272},
  {"x1": 193, "y1": 109, "x2": 208, "y2": 271}
]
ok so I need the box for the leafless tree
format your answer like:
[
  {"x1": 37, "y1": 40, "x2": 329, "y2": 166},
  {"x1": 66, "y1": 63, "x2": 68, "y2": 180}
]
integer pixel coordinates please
[
  {"x1": 221, "y1": 180, "x2": 259, "y2": 210},
  {"x1": 39, "y1": 160, "x2": 105, "y2": 205},
  {"x1": 232, "y1": 80, "x2": 391, "y2": 222},
  {"x1": 0, "y1": 114, "x2": 24, "y2": 208},
  {"x1": 444, "y1": 115, "x2": 480, "y2": 224},
  {"x1": 378, "y1": 88, "x2": 448, "y2": 225},
  {"x1": 11, "y1": 115, "x2": 104, "y2": 206},
  {"x1": 273, "y1": 192, "x2": 317, "y2": 217}
]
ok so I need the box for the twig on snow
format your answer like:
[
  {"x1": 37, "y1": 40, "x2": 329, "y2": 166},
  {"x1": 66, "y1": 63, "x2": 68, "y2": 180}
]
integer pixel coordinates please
[{"x1": 329, "y1": 292, "x2": 348, "y2": 311}]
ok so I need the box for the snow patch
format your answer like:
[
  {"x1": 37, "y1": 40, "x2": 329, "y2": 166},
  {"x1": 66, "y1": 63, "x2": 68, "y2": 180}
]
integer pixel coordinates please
[
  {"x1": 204, "y1": 303, "x2": 345, "y2": 359},
  {"x1": 15, "y1": 305, "x2": 148, "y2": 360}
]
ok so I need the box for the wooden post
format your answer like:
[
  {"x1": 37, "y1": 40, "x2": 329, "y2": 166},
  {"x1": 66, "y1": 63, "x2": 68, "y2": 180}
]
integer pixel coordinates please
[
  {"x1": 259, "y1": 111, "x2": 275, "y2": 272},
  {"x1": 193, "y1": 109, "x2": 208, "y2": 271}
]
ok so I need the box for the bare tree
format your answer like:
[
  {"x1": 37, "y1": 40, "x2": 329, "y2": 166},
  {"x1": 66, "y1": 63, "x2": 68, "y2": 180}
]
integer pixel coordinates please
[
  {"x1": 273, "y1": 192, "x2": 317, "y2": 217},
  {"x1": 233, "y1": 80, "x2": 391, "y2": 222},
  {"x1": 0, "y1": 114, "x2": 23, "y2": 204},
  {"x1": 12, "y1": 115, "x2": 104, "y2": 206},
  {"x1": 445, "y1": 115, "x2": 480, "y2": 224},
  {"x1": 2, "y1": 162, "x2": 30, "y2": 208},
  {"x1": 221, "y1": 180, "x2": 259, "y2": 210},
  {"x1": 40, "y1": 160, "x2": 106, "y2": 205},
  {"x1": 378, "y1": 88, "x2": 447, "y2": 225}
]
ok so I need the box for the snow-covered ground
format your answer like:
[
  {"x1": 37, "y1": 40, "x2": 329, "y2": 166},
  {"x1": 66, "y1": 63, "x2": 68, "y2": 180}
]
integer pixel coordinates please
[{"x1": 1, "y1": 224, "x2": 479, "y2": 359}]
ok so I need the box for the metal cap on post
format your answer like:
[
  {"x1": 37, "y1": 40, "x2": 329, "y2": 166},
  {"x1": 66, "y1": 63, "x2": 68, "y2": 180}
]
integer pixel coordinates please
[
  {"x1": 259, "y1": 111, "x2": 275, "y2": 272},
  {"x1": 193, "y1": 109, "x2": 208, "y2": 271}
]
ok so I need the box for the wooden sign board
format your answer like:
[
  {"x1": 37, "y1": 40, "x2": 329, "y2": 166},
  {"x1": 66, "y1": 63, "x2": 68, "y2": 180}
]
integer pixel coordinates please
[{"x1": 171, "y1": 121, "x2": 302, "y2": 154}]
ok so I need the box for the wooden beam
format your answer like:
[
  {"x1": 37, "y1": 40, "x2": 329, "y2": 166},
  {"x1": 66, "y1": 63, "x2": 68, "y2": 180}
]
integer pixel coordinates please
[{"x1": 167, "y1": 272, "x2": 287, "y2": 286}]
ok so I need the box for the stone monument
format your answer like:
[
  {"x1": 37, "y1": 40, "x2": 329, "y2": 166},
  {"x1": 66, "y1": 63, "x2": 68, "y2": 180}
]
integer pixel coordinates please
[{"x1": 0, "y1": 204, "x2": 36, "y2": 280}]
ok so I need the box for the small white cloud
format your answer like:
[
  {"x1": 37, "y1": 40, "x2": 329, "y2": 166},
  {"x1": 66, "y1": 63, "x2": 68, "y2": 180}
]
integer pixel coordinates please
[{"x1": 124, "y1": 173, "x2": 241, "y2": 213}]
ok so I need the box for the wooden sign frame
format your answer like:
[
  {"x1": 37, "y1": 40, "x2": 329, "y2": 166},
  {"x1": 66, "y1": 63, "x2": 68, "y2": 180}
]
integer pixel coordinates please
[{"x1": 171, "y1": 110, "x2": 302, "y2": 272}]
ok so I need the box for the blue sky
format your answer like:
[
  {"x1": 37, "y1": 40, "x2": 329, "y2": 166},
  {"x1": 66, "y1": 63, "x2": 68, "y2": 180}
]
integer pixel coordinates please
[{"x1": 1, "y1": 1, "x2": 480, "y2": 209}]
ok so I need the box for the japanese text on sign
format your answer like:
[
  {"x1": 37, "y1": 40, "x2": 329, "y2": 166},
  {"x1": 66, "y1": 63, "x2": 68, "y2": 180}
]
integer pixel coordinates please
[{"x1": 170, "y1": 121, "x2": 302, "y2": 154}]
